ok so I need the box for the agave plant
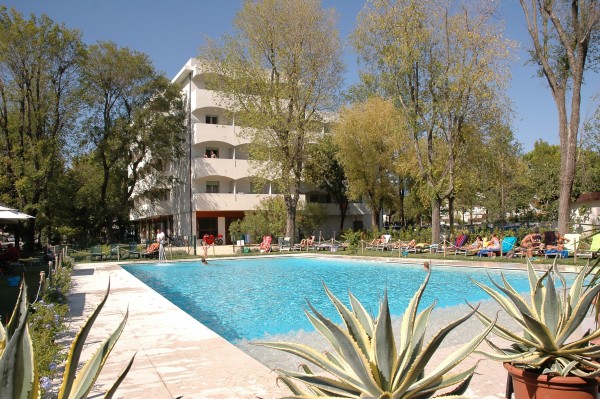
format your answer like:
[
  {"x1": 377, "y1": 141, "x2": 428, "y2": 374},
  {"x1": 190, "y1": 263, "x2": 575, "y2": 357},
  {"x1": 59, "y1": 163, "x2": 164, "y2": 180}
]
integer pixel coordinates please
[
  {"x1": 257, "y1": 271, "x2": 495, "y2": 398},
  {"x1": 470, "y1": 260, "x2": 600, "y2": 377},
  {"x1": 0, "y1": 280, "x2": 135, "y2": 399}
]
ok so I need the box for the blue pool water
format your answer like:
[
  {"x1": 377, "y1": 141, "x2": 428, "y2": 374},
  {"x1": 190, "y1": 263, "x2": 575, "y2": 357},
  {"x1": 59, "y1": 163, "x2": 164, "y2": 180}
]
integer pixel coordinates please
[{"x1": 122, "y1": 257, "x2": 549, "y2": 343}]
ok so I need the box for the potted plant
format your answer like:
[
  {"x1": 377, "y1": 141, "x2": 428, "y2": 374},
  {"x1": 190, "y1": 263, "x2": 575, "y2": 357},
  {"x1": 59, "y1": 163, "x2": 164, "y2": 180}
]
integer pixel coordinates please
[
  {"x1": 471, "y1": 261, "x2": 600, "y2": 399},
  {"x1": 257, "y1": 271, "x2": 495, "y2": 398}
]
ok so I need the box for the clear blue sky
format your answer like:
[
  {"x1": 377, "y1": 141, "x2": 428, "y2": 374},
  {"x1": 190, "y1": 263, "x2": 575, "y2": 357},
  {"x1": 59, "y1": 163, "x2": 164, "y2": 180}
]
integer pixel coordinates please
[{"x1": 4, "y1": 0, "x2": 598, "y2": 152}]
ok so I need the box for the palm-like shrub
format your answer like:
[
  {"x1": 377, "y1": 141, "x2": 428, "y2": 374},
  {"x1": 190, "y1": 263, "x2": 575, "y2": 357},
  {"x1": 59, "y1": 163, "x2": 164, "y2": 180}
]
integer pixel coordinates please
[
  {"x1": 471, "y1": 261, "x2": 600, "y2": 377},
  {"x1": 0, "y1": 280, "x2": 135, "y2": 399},
  {"x1": 258, "y1": 271, "x2": 494, "y2": 398}
]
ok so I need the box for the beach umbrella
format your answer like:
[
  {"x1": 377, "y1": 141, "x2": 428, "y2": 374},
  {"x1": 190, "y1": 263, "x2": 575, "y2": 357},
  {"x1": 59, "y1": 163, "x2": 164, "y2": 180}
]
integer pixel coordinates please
[{"x1": 0, "y1": 205, "x2": 34, "y2": 224}]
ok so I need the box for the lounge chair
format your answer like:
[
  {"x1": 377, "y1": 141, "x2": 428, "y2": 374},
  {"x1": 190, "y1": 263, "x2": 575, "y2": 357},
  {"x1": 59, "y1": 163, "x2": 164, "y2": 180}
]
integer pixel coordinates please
[
  {"x1": 91, "y1": 245, "x2": 104, "y2": 261},
  {"x1": 142, "y1": 242, "x2": 160, "y2": 258},
  {"x1": 293, "y1": 235, "x2": 315, "y2": 251},
  {"x1": 109, "y1": 243, "x2": 127, "y2": 260},
  {"x1": 376, "y1": 234, "x2": 393, "y2": 251},
  {"x1": 278, "y1": 237, "x2": 292, "y2": 251},
  {"x1": 580, "y1": 234, "x2": 600, "y2": 259},
  {"x1": 563, "y1": 233, "x2": 581, "y2": 257},
  {"x1": 477, "y1": 236, "x2": 517, "y2": 257},
  {"x1": 259, "y1": 236, "x2": 272, "y2": 253},
  {"x1": 128, "y1": 242, "x2": 141, "y2": 259},
  {"x1": 436, "y1": 234, "x2": 468, "y2": 255}
]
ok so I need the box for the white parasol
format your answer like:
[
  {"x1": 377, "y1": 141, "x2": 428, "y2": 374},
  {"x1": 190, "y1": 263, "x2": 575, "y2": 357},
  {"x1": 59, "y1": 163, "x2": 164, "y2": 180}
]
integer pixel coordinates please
[{"x1": 0, "y1": 205, "x2": 34, "y2": 224}]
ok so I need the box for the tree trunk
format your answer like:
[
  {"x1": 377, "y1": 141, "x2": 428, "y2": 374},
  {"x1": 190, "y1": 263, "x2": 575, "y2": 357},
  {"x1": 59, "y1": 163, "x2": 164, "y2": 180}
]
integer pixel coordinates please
[
  {"x1": 557, "y1": 112, "x2": 577, "y2": 234},
  {"x1": 339, "y1": 201, "x2": 348, "y2": 232},
  {"x1": 431, "y1": 197, "x2": 442, "y2": 244},
  {"x1": 448, "y1": 195, "x2": 455, "y2": 231},
  {"x1": 371, "y1": 209, "x2": 380, "y2": 230},
  {"x1": 284, "y1": 194, "x2": 298, "y2": 243}
]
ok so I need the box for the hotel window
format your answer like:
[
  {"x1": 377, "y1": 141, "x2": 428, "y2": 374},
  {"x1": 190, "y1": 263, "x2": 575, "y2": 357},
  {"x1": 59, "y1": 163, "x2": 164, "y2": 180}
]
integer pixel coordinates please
[
  {"x1": 205, "y1": 148, "x2": 219, "y2": 158},
  {"x1": 206, "y1": 181, "x2": 220, "y2": 193},
  {"x1": 205, "y1": 115, "x2": 218, "y2": 124}
]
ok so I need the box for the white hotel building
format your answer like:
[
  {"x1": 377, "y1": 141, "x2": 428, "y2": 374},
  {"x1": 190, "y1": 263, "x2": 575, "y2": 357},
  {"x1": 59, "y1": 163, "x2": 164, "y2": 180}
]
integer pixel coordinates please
[{"x1": 131, "y1": 59, "x2": 371, "y2": 245}]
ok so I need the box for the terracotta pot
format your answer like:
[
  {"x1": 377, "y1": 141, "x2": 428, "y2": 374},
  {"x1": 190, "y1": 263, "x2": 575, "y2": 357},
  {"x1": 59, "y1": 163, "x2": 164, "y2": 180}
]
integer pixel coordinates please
[{"x1": 504, "y1": 362, "x2": 599, "y2": 399}]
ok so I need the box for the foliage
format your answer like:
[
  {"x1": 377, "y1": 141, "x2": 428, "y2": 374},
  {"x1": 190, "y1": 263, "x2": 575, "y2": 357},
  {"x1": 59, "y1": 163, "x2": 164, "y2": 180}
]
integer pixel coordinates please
[
  {"x1": 333, "y1": 97, "x2": 398, "y2": 229},
  {"x1": 340, "y1": 229, "x2": 362, "y2": 253},
  {"x1": 257, "y1": 272, "x2": 494, "y2": 398},
  {"x1": 0, "y1": 281, "x2": 135, "y2": 399},
  {"x1": 519, "y1": 0, "x2": 600, "y2": 234},
  {"x1": 298, "y1": 202, "x2": 327, "y2": 239},
  {"x1": 230, "y1": 196, "x2": 327, "y2": 242},
  {"x1": 471, "y1": 262, "x2": 600, "y2": 377},
  {"x1": 0, "y1": 7, "x2": 85, "y2": 251},
  {"x1": 200, "y1": 0, "x2": 343, "y2": 239},
  {"x1": 353, "y1": 0, "x2": 514, "y2": 244},
  {"x1": 304, "y1": 135, "x2": 350, "y2": 231},
  {"x1": 522, "y1": 140, "x2": 561, "y2": 220},
  {"x1": 231, "y1": 197, "x2": 287, "y2": 240},
  {"x1": 29, "y1": 300, "x2": 68, "y2": 391},
  {"x1": 78, "y1": 41, "x2": 187, "y2": 243}
]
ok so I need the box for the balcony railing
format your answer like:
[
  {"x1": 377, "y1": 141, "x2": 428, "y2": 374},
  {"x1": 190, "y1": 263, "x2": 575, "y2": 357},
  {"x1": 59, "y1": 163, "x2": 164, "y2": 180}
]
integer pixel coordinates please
[
  {"x1": 192, "y1": 158, "x2": 253, "y2": 180},
  {"x1": 192, "y1": 193, "x2": 274, "y2": 211}
]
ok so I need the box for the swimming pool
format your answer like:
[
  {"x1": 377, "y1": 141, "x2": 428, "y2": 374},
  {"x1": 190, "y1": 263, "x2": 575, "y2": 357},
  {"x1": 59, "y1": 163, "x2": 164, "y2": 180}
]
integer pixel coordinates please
[{"x1": 122, "y1": 257, "x2": 541, "y2": 343}]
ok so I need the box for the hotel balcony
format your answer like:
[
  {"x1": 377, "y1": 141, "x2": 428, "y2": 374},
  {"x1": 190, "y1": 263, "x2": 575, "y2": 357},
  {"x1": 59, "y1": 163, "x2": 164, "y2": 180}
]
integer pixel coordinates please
[
  {"x1": 191, "y1": 158, "x2": 253, "y2": 181},
  {"x1": 192, "y1": 193, "x2": 276, "y2": 211},
  {"x1": 193, "y1": 88, "x2": 231, "y2": 110},
  {"x1": 193, "y1": 123, "x2": 252, "y2": 146}
]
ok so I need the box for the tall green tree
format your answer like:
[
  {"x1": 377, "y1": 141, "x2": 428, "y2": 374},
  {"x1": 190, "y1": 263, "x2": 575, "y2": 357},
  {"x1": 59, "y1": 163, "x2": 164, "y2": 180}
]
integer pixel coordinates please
[
  {"x1": 304, "y1": 134, "x2": 349, "y2": 231},
  {"x1": 519, "y1": 0, "x2": 600, "y2": 233},
  {"x1": 523, "y1": 140, "x2": 562, "y2": 220},
  {"x1": 79, "y1": 41, "x2": 186, "y2": 241},
  {"x1": 353, "y1": 0, "x2": 513, "y2": 243},
  {"x1": 0, "y1": 7, "x2": 85, "y2": 250},
  {"x1": 333, "y1": 97, "x2": 397, "y2": 229},
  {"x1": 200, "y1": 0, "x2": 343, "y2": 242}
]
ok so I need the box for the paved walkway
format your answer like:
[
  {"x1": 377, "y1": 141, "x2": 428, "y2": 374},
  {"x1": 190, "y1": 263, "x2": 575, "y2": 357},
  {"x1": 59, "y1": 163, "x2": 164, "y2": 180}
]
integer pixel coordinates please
[
  {"x1": 69, "y1": 261, "x2": 287, "y2": 399},
  {"x1": 68, "y1": 256, "x2": 593, "y2": 398}
]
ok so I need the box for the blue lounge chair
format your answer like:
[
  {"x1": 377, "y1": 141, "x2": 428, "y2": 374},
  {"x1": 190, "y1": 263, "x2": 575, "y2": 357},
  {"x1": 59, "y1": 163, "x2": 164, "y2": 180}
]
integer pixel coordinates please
[{"x1": 477, "y1": 236, "x2": 517, "y2": 257}]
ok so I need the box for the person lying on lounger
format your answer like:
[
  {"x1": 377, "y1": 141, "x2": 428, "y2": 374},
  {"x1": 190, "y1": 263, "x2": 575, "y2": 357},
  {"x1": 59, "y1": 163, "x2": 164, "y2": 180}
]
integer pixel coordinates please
[
  {"x1": 546, "y1": 232, "x2": 569, "y2": 251},
  {"x1": 464, "y1": 235, "x2": 483, "y2": 250}
]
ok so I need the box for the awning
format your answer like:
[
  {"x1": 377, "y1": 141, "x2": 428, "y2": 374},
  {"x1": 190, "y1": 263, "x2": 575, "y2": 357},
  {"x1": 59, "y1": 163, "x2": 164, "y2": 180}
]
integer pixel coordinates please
[{"x1": 0, "y1": 205, "x2": 35, "y2": 224}]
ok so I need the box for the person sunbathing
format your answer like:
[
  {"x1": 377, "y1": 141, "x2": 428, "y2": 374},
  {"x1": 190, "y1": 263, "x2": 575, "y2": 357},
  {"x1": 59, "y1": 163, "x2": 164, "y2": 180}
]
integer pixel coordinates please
[
  {"x1": 464, "y1": 235, "x2": 483, "y2": 250},
  {"x1": 486, "y1": 233, "x2": 501, "y2": 251},
  {"x1": 546, "y1": 232, "x2": 569, "y2": 251},
  {"x1": 521, "y1": 227, "x2": 543, "y2": 259}
]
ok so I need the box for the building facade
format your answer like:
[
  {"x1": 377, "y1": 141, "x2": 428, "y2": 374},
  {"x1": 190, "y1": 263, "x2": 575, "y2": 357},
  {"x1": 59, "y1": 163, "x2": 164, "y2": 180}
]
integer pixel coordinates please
[{"x1": 131, "y1": 59, "x2": 371, "y2": 244}]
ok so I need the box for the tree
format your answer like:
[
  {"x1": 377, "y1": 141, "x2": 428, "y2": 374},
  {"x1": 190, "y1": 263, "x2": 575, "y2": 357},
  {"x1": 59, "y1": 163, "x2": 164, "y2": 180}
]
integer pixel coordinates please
[
  {"x1": 353, "y1": 0, "x2": 513, "y2": 243},
  {"x1": 79, "y1": 41, "x2": 186, "y2": 241},
  {"x1": 333, "y1": 97, "x2": 397, "y2": 229},
  {"x1": 519, "y1": 0, "x2": 600, "y2": 233},
  {"x1": 477, "y1": 124, "x2": 531, "y2": 223},
  {"x1": 523, "y1": 140, "x2": 562, "y2": 220},
  {"x1": 199, "y1": 0, "x2": 343, "y2": 242},
  {"x1": 304, "y1": 134, "x2": 349, "y2": 231},
  {"x1": 0, "y1": 7, "x2": 85, "y2": 250}
]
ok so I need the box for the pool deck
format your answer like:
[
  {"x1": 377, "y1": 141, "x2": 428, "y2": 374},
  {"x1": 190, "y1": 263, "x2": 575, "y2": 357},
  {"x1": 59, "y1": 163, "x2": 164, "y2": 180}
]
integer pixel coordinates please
[{"x1": 68, "y1": 255, "x2": 594, "y2": 398}]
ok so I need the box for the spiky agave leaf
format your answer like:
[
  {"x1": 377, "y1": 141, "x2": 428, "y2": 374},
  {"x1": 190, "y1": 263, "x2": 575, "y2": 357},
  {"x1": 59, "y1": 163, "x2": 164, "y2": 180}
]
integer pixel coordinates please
[
  {"x1": 0, "y1": 281, "x2": 39, "y2": 399},
  {"x1": 473, "y1": 263, "x2": 600, "y2": 376},
  {"x1": 258, "y1": 272, "x2": 489, "y2": 399},
  {"x1": 57, "y1": 280, "x2": 134, "y2": 399}
]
